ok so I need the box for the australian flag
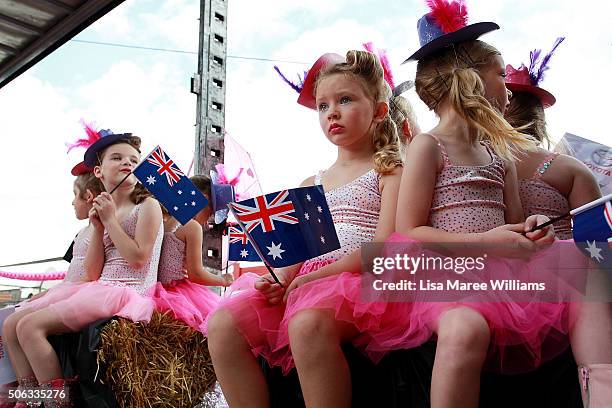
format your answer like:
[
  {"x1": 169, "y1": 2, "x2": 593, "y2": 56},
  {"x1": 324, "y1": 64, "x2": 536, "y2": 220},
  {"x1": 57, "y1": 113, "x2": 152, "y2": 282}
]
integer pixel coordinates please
[
  {"x1": 228, "y1": 224, "x2": 261, "y2": 262},
  {"x1": 133, "y1": 145, "x2": 208, "y2": 225},
  {"x1": 572, "y1": 193, "x2": 612, "y2": 270},
  {"x1": 229, "y1": 185, "x2": 340, "y2": 268}
]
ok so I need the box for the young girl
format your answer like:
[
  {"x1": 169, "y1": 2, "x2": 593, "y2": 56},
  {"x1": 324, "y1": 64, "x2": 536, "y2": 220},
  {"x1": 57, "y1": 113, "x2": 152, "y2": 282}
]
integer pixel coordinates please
[
  {"x1": 505, "y1": 41, "x2": 612, "y2": 406},
  {"x1": 2, "y1": 164, "x2": 103, "y2": 407},
  {"x1": 389, "y1": 2, "x2": 566, "y2": 407},
  {"x1": 208, "y1": 50, "x2": 403, "y2": 407},
  {"x1": 13, "y1": 132, "x2": 163, "y2": 407},
  {"x1": 151, "y1": 174, "x2": 232, "y2": 333}
]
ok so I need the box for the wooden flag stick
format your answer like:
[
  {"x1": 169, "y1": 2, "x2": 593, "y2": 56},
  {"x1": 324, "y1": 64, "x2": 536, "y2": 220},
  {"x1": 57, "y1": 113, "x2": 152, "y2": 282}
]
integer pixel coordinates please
[{"x1": 227, "y1": 204, "x2": 284, "y2": 288}]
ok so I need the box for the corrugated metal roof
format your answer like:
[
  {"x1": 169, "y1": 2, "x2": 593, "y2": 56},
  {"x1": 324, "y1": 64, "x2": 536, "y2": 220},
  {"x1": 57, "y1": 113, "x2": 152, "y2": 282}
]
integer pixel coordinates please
[{"x1": 0, "y1": 0, "x2": 124, "y2": 89}]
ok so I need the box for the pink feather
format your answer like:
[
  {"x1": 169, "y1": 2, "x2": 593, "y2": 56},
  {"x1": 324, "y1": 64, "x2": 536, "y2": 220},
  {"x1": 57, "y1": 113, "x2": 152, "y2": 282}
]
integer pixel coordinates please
[
  {"x1": 66, "y1": 121, "x2": 101, "y2": 153},
  {"x1": 363, "y1": 42, "x2": 395, "y2": 89},
  {"x1": 427, "y1": 0, "x2": 468, "y2": 34}
]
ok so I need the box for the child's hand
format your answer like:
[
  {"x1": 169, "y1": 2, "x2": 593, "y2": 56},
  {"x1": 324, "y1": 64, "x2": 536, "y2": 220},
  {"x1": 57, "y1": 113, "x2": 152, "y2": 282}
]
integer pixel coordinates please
[
  {"x1": 254, "y1": 274, "x2": 286, "y2": 305},
  {"x1": 524, "y1": 214, "x2": 556, "y2": 247},
  {"x1": 221, "y1": 273, "x2": 234, "y2": 286},
  {"x1": 92, "y1": 192, "x2": 117, "y2": 226},
  {"x1": 89, "y1": 207, "x2": 104, "y2": 232},
  {"x1": 482, "y1": 224, "x2": 537, "y2": 258},
  {"x1": 282, "y1": 274, "x2": 315, "y2": 303}
]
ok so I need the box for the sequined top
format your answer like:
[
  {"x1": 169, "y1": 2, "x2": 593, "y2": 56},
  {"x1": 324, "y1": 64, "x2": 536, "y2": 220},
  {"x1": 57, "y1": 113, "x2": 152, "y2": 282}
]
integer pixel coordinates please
[
  {"x1": 64, "y1": 226, "x2": 91, "y2": 282},
  {"x1": 428, "y1": 136, "x2": 506, "y2": 233},
  {"x1": 99, "y1": 204, "x2": 163, "y2": 294},
  {"x1": 157, "y1": 225, "x2": 187, "y2": 284},
  {"x1": 519, "y1": 153, "x2": 572, "y2": 239},
  {"x1": 311, "y1": 169, "x2": 381, "y2": 262}
]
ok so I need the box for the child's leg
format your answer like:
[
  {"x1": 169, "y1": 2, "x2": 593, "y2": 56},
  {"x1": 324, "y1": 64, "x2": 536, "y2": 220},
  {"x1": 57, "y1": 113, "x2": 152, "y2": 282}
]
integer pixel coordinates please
[
  {"x1": 431, "y1": 307, "x2": 490, "y2": 408},
  {"x1": 3, "y1": 308, "x2": 37, "y2": 379},
  {"x1": 288, "y1": 309, "x2": 359, "y2": 408},
  {"x1": 16, "y1": 308, "x2": 72, "y2": 383},
  {"x1": 207, "y1": 309, "x2": 268, "y2": 408}
]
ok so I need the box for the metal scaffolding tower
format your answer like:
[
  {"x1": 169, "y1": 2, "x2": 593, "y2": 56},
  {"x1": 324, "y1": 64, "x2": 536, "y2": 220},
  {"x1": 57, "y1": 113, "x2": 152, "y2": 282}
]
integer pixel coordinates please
[{"x1": 191, "y1": 0, "x2": 228, "y2": 271}]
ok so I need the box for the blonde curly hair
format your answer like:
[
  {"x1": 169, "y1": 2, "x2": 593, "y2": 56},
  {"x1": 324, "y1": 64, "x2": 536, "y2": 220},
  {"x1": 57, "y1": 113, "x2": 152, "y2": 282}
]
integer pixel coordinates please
[{"x1": 315, "y1": 50, "x2": 402, "y2": 174}]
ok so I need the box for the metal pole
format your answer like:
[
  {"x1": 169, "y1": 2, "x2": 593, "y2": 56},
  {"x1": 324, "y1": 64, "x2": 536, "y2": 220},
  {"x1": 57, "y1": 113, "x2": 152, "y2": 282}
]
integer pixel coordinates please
[{"x1": 192, "y1": 0, "x2": 228, "y2": 272}]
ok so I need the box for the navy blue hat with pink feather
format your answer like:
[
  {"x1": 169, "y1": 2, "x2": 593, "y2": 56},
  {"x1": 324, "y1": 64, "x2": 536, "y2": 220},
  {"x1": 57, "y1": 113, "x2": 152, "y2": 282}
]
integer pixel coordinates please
[{"x1": 404, "y1": 0, "x2": 499, "y2": 62}]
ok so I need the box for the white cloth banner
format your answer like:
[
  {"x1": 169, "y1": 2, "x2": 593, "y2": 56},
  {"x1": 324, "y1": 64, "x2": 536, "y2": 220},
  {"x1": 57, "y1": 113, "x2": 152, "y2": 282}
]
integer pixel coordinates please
[
  {"x1": 0, "y1": 306, "x2": 16, "y2": 384},
  {"x1": 555, "y1": 133, "x2": 612, "y2": 195}
]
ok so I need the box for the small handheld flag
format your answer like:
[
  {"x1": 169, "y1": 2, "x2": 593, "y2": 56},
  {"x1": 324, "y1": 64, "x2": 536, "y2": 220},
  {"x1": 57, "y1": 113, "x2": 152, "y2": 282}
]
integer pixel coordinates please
[
  {"x1": 571, "y1": 193, "x2": 612, "y2": 268},
  {"x1": 228, "y1": 224, "x2": 261, "y2": 262},
  {"x1": 133, "y1": 146, "x2": 209, "y2": 225},
  {"x1": 229, "y1": 185, "x2": 340, "y2": 268}
]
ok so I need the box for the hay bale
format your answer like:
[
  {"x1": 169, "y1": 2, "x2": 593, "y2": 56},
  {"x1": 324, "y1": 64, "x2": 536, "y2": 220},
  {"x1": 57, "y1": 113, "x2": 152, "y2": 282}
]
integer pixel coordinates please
[{"x1": 97, "y1": 311, "x2": 216, "y2": 408}]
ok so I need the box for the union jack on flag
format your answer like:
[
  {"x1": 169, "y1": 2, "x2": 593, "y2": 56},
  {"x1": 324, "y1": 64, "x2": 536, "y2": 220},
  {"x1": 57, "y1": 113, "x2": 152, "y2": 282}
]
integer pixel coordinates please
[
  {"x1": 146, "y1": 146, "x2": 185, "y2": 187},
  {"x1": 228, "y1": 225, "x2": 260, "y2": 261},
  {"x1": 133, "y1": 145, "x2": 208, "y2": 225},
  {"x1": 231, "y1": 190, "x2": 299, "y2": 233},
  {"x1": 228, "y1": 185, "x2": 340, "y2": 268}
]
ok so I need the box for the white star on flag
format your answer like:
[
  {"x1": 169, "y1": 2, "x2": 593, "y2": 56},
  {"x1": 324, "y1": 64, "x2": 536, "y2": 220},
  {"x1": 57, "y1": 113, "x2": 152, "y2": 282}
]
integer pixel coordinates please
[
  {"x1": 267, "y1": 242, "x2": 285, "y2": 260},
  {"x1": 320, "y1": 236, "x2": 325, "y2": 244},
  {"x1": 240, "y1": 249, "x2": 249, "y2": 258},
  {"x1": 306, "y1": 194, "x2": 311, "y2": 201},
  {"x1": 173, "y1": 206, "x2": 178, "y2": 211},
  {"x1": 304, "y1": 212, "x2": 310, "y2": 220},
  {"x1": 146, "y1": 175, "x2": 156, "y2": 185},
  {"x1": 191, "y1": 190, "x2": 196, "y2": 195},
  {"x1": 317, "y1": 206, "x2": 323, "y2": 213},
  {"x1": 318, "y1": 218, "x2": 321, "y2": 223},
  {"x1": 585, "y1": 240, "x2": 604, "y2": 262},
  {"x1": 191, "y1": 201, "x2": 196, "y2": 206},
  {"x1": 178, "y1": 190, "x2": 182, "y2": 195}
]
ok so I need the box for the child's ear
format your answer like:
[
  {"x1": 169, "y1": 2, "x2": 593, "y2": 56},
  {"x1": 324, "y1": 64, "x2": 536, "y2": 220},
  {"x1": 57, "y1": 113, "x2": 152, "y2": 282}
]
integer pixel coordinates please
[
  {"x1": 373, "y1": 101, "x2": 389, "y2": 124},
  {"x1": 93, "y1": 165, "x2": 103, "y2": 178},
  {"x1": 85, "y1": 189, "x2": 94, "y2": 203}
]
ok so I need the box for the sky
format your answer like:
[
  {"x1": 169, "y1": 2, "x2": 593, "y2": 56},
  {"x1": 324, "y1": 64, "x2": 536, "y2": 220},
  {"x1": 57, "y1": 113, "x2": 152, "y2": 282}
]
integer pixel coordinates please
[{"x1": 0, "y1": 0, "x2": 610, "y2": 291}]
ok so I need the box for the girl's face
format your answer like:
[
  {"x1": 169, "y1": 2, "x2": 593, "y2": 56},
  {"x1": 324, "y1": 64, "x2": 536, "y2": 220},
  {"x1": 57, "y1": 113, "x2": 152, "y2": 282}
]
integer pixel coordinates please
[
  {"x1": 480, "y1": 54, "x2": 511, "y2": 115},
  {"x1": 72, "y1": 185, "x2": 92, "y2": 220},
  {"x1": 315, "y1": 73, "x2": 384, "y2": 148},
  {"x1": 94, "y1": 143, "x2": 140, "y2": 190}
]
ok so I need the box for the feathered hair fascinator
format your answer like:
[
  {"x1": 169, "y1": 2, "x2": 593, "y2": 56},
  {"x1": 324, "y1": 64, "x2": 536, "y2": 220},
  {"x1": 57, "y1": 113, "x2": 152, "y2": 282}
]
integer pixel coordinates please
[{"x1": 505, "y1": 37, "x2": 565, "y2": 108}]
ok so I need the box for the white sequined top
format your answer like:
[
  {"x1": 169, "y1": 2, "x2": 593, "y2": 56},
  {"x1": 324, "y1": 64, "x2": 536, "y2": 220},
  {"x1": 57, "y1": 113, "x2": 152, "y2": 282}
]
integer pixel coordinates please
[{"x1": 157, "y1": 226, "x2": 187, "y2": 284}]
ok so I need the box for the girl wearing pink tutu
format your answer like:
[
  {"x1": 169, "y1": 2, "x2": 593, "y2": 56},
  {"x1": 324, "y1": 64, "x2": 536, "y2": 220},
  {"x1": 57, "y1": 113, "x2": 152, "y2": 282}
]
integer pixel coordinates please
[
  {"x1": 151, "y1": 175, "x2": 232, "y2": 333},
  {"x1": 389, "y1": 1, "x2": 569, "y2": 407},
  {"x1": 505, "y1": 40, "x2": 612, "y2": 406},
  {"x1": 12, "y1": 131, "x2": 162, "y2": 407},
  {"x1": 208, "y1": 49, "x2": 403, "y2": 407},
  {"x1": 2, "y1": 160, "x2": 103, "y2": 407}
]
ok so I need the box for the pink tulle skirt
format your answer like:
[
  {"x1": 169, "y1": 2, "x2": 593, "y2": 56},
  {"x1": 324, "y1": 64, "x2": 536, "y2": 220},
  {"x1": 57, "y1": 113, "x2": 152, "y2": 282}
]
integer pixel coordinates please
[
  {"x1": 18, "y1": 282, "x2": 84, "y2": 312},
  {"x1": 46, "y1": 281, "x2": 155, "y2": 331},
  {"x1": 370, "y1": 234, "x2": 588, "y2": 373},
  {"x1": 151, "y1": 279, "x2": 220, "y2": 334},
  {"x1": 208, "y1": 260, "x2": 404, "y2": 374}
]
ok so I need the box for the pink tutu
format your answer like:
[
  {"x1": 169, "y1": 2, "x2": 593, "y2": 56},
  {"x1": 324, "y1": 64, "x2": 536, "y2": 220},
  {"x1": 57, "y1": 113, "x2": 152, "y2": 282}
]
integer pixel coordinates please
[
  {"x1": 370, "y1": 234, "x2": 589, "y2": 373},
  {"x1": 206, "y1": 272, "x2": 289, "y2": 371},
  {"x1": 18, "y1": 282, "x2": 84, "y2": 313},
  {"x1": 46, "y1": 281, "x2": 155, "y2": 331},
  {"x1": 209, "y1": 260, "x2": 408, "y2": 374},
  {"x1": 151, "y1": 279, "x2": 220, "y2": 334}
]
